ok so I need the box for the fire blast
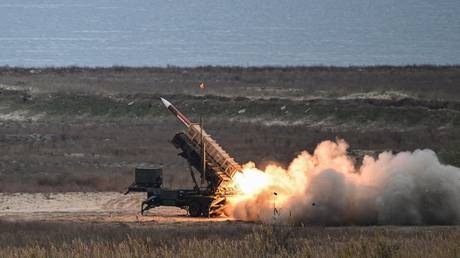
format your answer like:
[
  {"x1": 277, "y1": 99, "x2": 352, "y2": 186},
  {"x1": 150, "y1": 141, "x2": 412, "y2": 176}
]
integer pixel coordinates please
[{"x1": 226, "y1": 139, "x2": 460, "y2": 225}]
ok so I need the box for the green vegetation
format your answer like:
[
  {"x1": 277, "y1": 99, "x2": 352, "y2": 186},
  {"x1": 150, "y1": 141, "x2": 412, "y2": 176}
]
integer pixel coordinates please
[{"x1": 3, "y1": 91, "x2": 460, "y2": 128}]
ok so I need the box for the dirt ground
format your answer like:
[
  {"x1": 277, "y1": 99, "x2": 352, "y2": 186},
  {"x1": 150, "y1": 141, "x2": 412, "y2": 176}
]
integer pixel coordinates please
[
  {"x1": 1, "y1": 192, "x2": 460, "y2": 257},
  {"x1": 0, "y1": 192, "x2": 234, "y2": 224}
]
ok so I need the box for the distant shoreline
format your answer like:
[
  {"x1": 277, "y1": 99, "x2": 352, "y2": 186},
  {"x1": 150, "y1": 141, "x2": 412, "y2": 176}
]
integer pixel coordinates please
[{"x1": 0, "y1": 64, "x2": 459, "y2": 72}]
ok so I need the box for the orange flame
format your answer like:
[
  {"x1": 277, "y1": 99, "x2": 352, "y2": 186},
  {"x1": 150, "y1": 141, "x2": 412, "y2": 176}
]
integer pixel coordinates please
[{"x1": 226, "y1": 139, "x2": 357, "y2": 221}]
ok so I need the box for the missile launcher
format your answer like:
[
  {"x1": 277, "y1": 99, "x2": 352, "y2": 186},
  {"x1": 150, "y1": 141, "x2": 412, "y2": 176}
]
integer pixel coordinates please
[{"x1": 126, "y1": 98, "x2": 242, "y2": 217}]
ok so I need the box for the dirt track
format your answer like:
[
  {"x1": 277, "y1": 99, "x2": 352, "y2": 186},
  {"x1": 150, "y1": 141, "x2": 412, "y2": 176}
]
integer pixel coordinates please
[
  {"x1": 0, "y1": 192, "x2": 231, "y2": 224},
  {"x1": 1, "y1": 192, "x2": 460, "y2": 258}
]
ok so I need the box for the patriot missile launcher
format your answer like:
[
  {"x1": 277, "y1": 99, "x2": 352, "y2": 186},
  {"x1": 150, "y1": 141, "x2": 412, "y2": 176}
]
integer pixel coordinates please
[{"x1": 126, "y1": 97, "x2": 242, "y2": 217}]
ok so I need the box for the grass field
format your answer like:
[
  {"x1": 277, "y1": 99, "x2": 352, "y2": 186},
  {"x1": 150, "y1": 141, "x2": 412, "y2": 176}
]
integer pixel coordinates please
[
  {"x1": 0, "y1": 66, "x2": 459, "y2": 192},
  {"x1": 1, "y1": 66, "x2": 459, "y2": 257},
  {"x1": 0, "y1": 220, "x2": 459, "y2": 257}
]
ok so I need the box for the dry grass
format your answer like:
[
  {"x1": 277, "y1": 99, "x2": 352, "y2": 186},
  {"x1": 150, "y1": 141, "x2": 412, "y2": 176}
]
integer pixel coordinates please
[
  {"x1": 0, "y1": 220, "x2": 459, "y2": 257},
  {"x1": 0, "y1": 115, "x2": 458, "y2": 193},
  {"x1": 0, "y1": 66, "x2": 459, "y2": 192}
]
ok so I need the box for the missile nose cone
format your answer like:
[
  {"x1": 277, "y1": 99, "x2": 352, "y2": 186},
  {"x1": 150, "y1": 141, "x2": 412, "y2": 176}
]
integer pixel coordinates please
[
  {"x1": 160, "y1": 97, "x2": 191, "y2": 127},
  {"x1": 160, "y1": 97, "x2": 172, "y2": 108}
]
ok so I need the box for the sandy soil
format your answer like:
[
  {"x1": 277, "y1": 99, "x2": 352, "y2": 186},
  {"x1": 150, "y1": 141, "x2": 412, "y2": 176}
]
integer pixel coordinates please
[{"x1": 0, "y1": 192, "x2": 231, "y2": 224}]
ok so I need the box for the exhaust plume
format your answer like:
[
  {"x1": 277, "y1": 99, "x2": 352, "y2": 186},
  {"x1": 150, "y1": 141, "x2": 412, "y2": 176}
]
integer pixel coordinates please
[{"x1": 227, "y1": 139, "x2": 460, "y2": 225}]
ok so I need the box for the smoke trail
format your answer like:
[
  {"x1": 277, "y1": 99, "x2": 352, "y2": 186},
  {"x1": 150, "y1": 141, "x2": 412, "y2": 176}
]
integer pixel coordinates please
[{"x1": 227, "y1": 140, "x2": 460, "y2": 225}]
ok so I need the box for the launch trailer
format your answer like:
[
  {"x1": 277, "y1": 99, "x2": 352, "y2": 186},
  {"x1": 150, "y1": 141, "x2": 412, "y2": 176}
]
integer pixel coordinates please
[{"x1": 126, "y1": 167, "x2": 219, "y2": 217}]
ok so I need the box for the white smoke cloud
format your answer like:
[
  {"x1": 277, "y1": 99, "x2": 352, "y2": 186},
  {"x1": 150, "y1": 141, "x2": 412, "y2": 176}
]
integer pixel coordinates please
[{"x1": 227, "y1": 140, "x2": 460, "y2": 225}]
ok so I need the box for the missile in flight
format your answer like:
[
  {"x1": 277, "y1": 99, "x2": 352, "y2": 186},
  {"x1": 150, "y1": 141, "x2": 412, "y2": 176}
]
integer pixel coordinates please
[{"x1": 160, "y1": 97, "x2": 192, "y2": 127}]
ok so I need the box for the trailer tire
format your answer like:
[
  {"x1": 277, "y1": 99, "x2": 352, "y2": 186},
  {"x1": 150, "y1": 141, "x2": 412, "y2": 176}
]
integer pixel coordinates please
[
  {"x1": 189, "y1": 203, "x2": 202, "y2": 217},
  {"x1": 201, "y1": 207, "x2": 210, "y2": 217}
]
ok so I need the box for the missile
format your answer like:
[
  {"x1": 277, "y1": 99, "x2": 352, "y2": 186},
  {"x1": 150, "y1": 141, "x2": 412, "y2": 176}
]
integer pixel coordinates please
[{"x1": 160, "y1": 97, "x2": 192, "y2": 127}]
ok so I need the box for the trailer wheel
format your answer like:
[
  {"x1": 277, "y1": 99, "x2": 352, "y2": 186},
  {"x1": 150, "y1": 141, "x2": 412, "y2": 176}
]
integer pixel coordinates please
[
  {"x1": 189, "y1": 203, "x2": 202, "y2": 217},
  {"x1": 201, "y1": 207, "x2": 210, "y2": 217}
]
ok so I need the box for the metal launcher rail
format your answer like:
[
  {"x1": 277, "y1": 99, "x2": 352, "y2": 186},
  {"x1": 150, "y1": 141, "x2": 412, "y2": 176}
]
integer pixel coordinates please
[{"x1": 186, "y1": 123, "x2": 242, "y2": 194}]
